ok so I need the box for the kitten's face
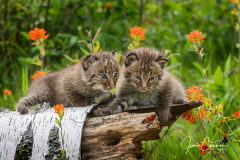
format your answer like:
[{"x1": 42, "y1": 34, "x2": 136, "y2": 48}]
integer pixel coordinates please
[
  {"x1": 82, "y1": 50, "x2": 119, "y2": 92},
  {"x1": 123, "y1": 48, "x2": 168, "y2": 92}
]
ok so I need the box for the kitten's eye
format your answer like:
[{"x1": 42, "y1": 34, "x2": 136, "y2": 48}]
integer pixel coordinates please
[
  {"x1": 135, "y1": 76, "x2": 141, "y2": 80},
  {"x1": 113, "y1": 73, "x2": 118, "y2": 78},
  {"x1": 100, "y1": 74, "x2": 107, "y2": 79},
  {"x1": 149, "y1": 77, "x2": 155, "y2": 81}
]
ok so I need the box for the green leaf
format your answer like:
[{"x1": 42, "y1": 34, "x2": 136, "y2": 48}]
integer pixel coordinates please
[
  {"x1": 93, "y1": 27, "x2": 101, "y2": 42},
  {"x1": 63, "y1": 133, "x2": 65, "y2": 140},
  {"x1": 31, "y1": 61, "x2": 41, "y2": 66},
  {"x1": 20, "y1": 31, "x2": 30, "y2": 41},
  {"x1": 55, "y1": 118, "x2": 61, "y2": 126},
  {"x1": 214, "y1": 66, "x2": 223, "y2": 86},
  {"x1": 56, "y1": 33, "x2": 75, "y2": 38},
  {"x1": 78, "y1": 40, "x2": 88, "y2": 44},
  {"x1": 80, "y1": 48, "x2": 89, "y2": 55},
  {"x1": 166, "y1": 63, "x2": 181, "y2": 70},
  {"x1": 64, "y1": 54, "x2": 75, "y2": 63},
  {"x1": 203, "y1": 66, "x2": 209, "y2": 74},
  {"x1": 192, "y1": 61, "x2": 203, "y2": 73},
  {"x1": 226, "y1": 143, "x2": 240, "y2": 160},
  {"x1": 69, "y1": 37, "x2": 78, "y2": 46},
  {"x1": 87, "y1": 44, "x2": 93, "y2": 53},
  {"x1": 13, "y1": 43, "x2": 28, "y2": 56},
  {"x1": 224, "y1": 54, "x2": 231, "y2": 73},
  {"x1": 54, "y1": 120, "x2": 60, "y2": 126},
  {"x1": 166, "y1": 53, "x2": 181, "y2": 59}
]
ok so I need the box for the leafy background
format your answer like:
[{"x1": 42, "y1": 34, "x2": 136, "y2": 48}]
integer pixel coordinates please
[{"x1": 1, "y1": 0, "x2": 240, "y2": 159}]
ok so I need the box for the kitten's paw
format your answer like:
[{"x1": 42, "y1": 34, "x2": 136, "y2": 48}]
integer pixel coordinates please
[
  {"x1": 94, "y1": 108, "x2": 112, "y2": 117},
  {"x1": 17, "y1": 106, "x2": 29, "y2": 114},
  {"x1": 173, "y1": 99, "x2": 187, "y2": 104},
  {"x1": 157, "y1": 109, "x2": 172, "y2": 122},
  {"x1": 93, "y1": 102, "x2": 121, "y2": 117}
]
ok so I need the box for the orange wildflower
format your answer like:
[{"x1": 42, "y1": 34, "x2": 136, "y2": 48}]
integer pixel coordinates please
[
  {"x1": 186, "y1": 85, "x2": 204, "y2": 101},
  {"x1": 197, "y1": 138, "x2": 211, "y2": 155},
  {"x1": 186, "y1": 30, "x2": 205, "y2": 43},
  {"x1": 29, "y1": 27, "x2": 49, "y2": 42},
  {"x1": 31, "y1": 71, "x2": 46, "y2": 80},
  {"x1": 182, "y1": 110, "x2": 196, "y2": 124},
  {"x1": 104, "y1": 3, "x2": 113, "y2": 8},
  {"x1": 4, "y1": 89, "x2": 11, "y2": 95},
  {"x1": 130, "y1": 26, "x2": 146, "y2": 40},
  {"x1": 234, "y1": 111, "x2": 240, "y2": 119},
  {"x1": 201, "y1": 112, "x2": 205, "y2": 119},
  {"x1": 54, "y1": 104, "x2": 65, "y2": 114}
]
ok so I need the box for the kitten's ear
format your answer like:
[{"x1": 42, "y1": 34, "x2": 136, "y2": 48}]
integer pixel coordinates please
[
  {"x1": 82, "y1": 55, "x2": 98, "y2": 71},
  {"x1": 111, "y1": 48, "x2": 118, "y2": 57},
  {"x1": 125, "y1": 53, "x2": 138, "y2": 67},
  {"x1": 155, "y1": 56, "x2": 168, "y2": 69}
]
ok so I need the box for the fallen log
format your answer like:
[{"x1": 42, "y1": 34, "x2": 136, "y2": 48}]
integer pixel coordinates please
[
  {"x1": 0, "y1": 101, "x2": 202, "y2": 160},
  {"x1": 81, "y1": 101, "x2": 202, "y2": 159}
]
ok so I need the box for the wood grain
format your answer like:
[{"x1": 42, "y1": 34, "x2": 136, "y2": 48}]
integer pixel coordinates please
[{"x1": 82, "y1": 101, "x2": 202, "y2": 159}]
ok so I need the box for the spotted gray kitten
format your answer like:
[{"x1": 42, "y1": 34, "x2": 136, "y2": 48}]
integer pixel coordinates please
[
  {"x1": 94, "y1": 47, "x2": 186, "y2": 122},
  {"x1": 17, "y1": 50, "x2": 119, "y2": 114}
]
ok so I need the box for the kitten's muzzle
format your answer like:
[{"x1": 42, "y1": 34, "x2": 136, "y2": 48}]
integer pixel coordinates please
[
  {"x1": 103, "y1": 84, "x2": 115, "y2": 92},
  {"x1": 139, "y1": 87, "x2": 148, "y2": 92},
  {"x1": 110, "y1": 84, "x2": 114, "y2": 89}
]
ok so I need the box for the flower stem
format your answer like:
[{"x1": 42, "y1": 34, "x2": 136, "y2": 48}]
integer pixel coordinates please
[
  {"x1": 196, "y1": 43, "x2": 215, "y2": 160},
  {"x1": 39, "y1": 41, "x2": 44, "y2": 71},
  {"x1": 238, "y1": 4, "x2": 240, "y2": 103},
  {"x1": 40, "y1": 52, "x2": 44, "y2": 72},
  {"x1": 196, "y1": 43, "x2": 215, "y2": 106},
  {"x1": 60, "y1": 118, "x2": 65, "y2": 160},
  {"x1": 4, "y1": 99, "x2": 6, "y2": 108}
]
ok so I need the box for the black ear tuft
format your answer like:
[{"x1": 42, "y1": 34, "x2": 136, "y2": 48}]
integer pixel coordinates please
[
  {"x1": 155, "y1": 56, "x2": 168, "y2": 69},
  {"x1": 124, "y1": 53, "x2": 138, "y2": 67},
  {"x1": 82, "y1": 55, "x2": 98, "y2": 71},
  {"x1": 111, "y1": 49, "x2": 118, "y2": 57}
]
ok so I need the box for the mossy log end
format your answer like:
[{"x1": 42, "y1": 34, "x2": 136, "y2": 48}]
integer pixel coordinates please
[{"x1": 81, "y1": 101, "x2": 202, "y2": 160}]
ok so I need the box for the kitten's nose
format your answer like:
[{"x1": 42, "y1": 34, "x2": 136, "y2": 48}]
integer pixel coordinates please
[
  {"x1": 110, "y1": 84, "x2": 114, "y2": 88},
  {"x1": 142, "y1": 87, "x2": 146, "y2": 90}
]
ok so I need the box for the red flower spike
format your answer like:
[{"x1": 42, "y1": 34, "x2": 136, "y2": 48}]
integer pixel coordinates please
[
  {"x1": 104, "y1": 3, "x2": 113, "y2": 8},
  {"x1": 197, "y1": 138, "x2": 211, "y2": 155},
  {"x1": 31, "y1": 71, "x2": 46, "y2": 80},
  {"x1": 54, "y1": 104, "x2": 65, "y2": 114},
  {"x1": 130, "y1": 26, "x2": 146, "y2": 40},
  {"x1": 186, "y1": 85, "x2": 204, "y2": 101},
  {"x1": 186, "y1": 30, "x2": 205, "y2": 43},
  {"x1": 234, "y1": 111, "x2": 240, "y2": 119},
  {"x1": 29, "y1": 27, "x2": 49, "y2": 41},
  {"x1": 4, "y1": 89, "x2": 11, "y2": 95}
]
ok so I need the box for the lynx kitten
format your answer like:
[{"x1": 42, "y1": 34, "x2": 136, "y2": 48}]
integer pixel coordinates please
[
  {"x1": 94, "y1": 47, "x2": 186, "y2": 122},
  {"x1": 17, "y1": 50, "x2": 119, "y2": 114}
]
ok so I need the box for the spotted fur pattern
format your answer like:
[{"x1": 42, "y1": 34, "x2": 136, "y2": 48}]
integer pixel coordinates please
[
  {"x1": 94, "y1": 47, "x2": 186, "y2": 122},
  {"x1": 16, "y1": 51, "x2": 119, "y2": 114}
]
